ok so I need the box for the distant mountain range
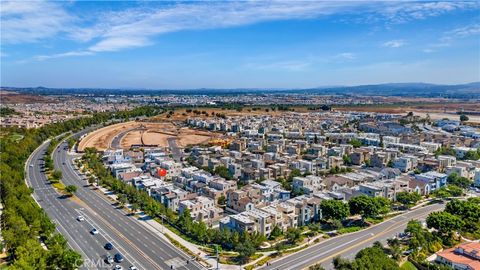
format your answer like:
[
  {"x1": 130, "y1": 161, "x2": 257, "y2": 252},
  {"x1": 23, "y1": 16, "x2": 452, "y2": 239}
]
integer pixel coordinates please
[{"x1": 1, "y1": 82, "x2": 479, "y2": 98}]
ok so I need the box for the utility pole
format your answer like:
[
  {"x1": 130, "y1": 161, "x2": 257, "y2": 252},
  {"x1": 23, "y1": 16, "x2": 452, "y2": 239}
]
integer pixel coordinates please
[{"x1": 216, "y1": 244, "x2": 219, "y2": 270}]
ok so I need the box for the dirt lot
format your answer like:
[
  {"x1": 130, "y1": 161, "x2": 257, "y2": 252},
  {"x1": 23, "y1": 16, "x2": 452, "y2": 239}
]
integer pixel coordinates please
[
  {"x1": 0, "y1": 90, "x2": 50, "y2": 103},
  {"x1": 334, "y1": 102, "x2": 480, "y2": 123},
  {"x1": 78, "y1": 121, "x2": 220, "y2": 151}
]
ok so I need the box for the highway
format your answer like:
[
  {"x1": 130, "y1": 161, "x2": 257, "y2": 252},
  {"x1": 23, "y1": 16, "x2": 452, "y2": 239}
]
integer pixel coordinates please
[
  {"x1": 261, "y1": 202, "x2": 445, "y2": 270},
  {"x1": 27, "y1": 139, "x2": 134, "y2": 270},
  {"x1": 53, "y1": 136, "x2": 204, "y2": 270}
]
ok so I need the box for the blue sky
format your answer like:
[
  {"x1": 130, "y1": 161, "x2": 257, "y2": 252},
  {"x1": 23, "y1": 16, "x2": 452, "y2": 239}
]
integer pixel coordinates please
[{"x1": 1, "y1": 1, "x2": 479, "y2": 89}]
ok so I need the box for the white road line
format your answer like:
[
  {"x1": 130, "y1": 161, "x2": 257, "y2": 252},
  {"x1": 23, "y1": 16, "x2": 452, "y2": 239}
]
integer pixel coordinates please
[
  {"x1": 53, "y1": 219, "x2": 95, "y2": 270},
  {"x1": 275, "y1": 233, "x2": 373, "y2": 270},
  {"x1": 75, "y1": 209, "x2": 147, "y2": 270}
]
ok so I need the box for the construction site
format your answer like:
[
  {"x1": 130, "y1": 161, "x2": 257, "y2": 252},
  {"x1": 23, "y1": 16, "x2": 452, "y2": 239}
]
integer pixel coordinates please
[{"x1": 77, "y1": 120, "x2": 224, "y2": 152}]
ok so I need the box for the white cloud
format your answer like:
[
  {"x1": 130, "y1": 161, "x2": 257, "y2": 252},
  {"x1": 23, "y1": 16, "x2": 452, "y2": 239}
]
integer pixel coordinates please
[
  {"x1": 4, "y1": 1, "x2": 474, "y2": 60},
  {"x1": 34, "y1": 51, "x2": 94, "y2": 61},
  {"x1": 444, "y1": 23, "x2": 480, "y2": 39},
  {"x1": 335, "y1": 52, "x2": 356, "y2": 60},
  {"x1": 0, "y1": 1, "x2": 74, "y2": 44},
  {"x1": 424, "y1": 22, "x2": 480, "y2": 52},
  {"x1": 377, "y1": 1, "x2": 478, "y2": 24},
  {"x1": 382, "y1": 39, "x2": 406, "y2": 48}
]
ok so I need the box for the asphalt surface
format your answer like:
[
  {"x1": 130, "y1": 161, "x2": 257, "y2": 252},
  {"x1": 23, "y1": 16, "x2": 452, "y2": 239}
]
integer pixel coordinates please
[
  {"x1": 167, "y1": 138, "x2": 184, "y2": 162},
  {"x1": 110, "y1": 128, "x2": 143, "y2": 149},
  {"x1": 260, "y1": 203, "x2": 445, "y2": 270},
  {"x1": 53, "y1": 138, "x2": 204, "y2": 270},
  {"x1": 27, "y1": 139, "x2": 130, "y2": 270}
]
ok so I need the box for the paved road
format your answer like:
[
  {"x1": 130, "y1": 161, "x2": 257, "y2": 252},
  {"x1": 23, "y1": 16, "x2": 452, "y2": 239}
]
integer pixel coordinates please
[
  {"x1": 261, "y1": 203, "x2": 445, "y2": 270},
  {"x1": 110, "y1": 128, "x2": 143, "y2": 149},
  {"x1": 167, "y1": 138, "x2": 184, "y2": 162},
  {"x1": 53, "y1": 138, "x2": 204, "y2": 270},
  {"x1": 27, "y1": 139, "x2": 133, "y2": 270}
]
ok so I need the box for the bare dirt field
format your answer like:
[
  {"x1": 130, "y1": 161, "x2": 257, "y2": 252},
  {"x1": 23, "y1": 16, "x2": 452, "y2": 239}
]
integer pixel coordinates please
[
  {"x1": 78, "y1": 121, "x2": 220, "y2": 151},
  {"x1": 334, "y1": 102, "x2": 480, "y2": 123},
  {"x1": 0, "y1": 90, "x2": 50, "y2": 103},
  {"x1": 120, "y1": 130, "x2": 143, "y2": 148},
  {"x1": 140, "y1": 130, "x2": 176, "y2": 147}
]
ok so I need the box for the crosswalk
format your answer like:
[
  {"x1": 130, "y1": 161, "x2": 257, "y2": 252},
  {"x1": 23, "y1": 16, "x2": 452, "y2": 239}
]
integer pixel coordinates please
[{"x1": 165, "y1": 257, "x2": 188, "y2": 269}]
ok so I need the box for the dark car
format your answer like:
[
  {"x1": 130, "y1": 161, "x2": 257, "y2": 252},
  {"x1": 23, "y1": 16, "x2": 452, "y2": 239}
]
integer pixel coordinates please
[
  {"x1": 105, "y1": 243, "x2": 114, "y2": 250},
  {"x1": 114, "y1": 253, "x2": 124, "y2": 263}
]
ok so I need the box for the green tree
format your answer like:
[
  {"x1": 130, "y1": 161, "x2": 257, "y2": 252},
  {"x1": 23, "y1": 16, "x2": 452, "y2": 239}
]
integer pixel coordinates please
[
  {"x1": 65, "y1": 185, "x2": 77, "y2": 196},
  {"x1": 320, "y1": 199, "x2": 350, "y2": 221},
  {"x1": 446, "y1": 185, "x2": 463, "y2": 197},
  {"x1": 131, "y1": 202, "x2": 140, "y2": 215},
  {"x1": 333, "y1": 256, "x2": 351, "y2": 270},
  {"x1": 52, "y1": 170, "x2": 63, "y2": 180},
  {"x1": 214, "y1": 166, "x2": 233, "y2": 180},
  {"x1": 285, "y1": 227, "x2": 303, "y2": 244},
  {"x1": 309, "y1": 263, "x2": 326, "y2": 270},
  {"x1": 448, "y1": 173, "x2": 472, "y2": 188},
  {"x1": 117, "y1": 194, "x2": 127, "y2": 208},
  {"x1": 375, "y1": 197, "x2": 391, "y2": 215},
  {"x1": 235, "y1": 240, "x2": 255, "y2": 263},
  {"x1": 349, "y1": 195, "x2": 381, "y2": 219},
  {"x1": 351, "y1": 246, "x2": 400, "y2": 270},
  {"x1": 288, "y1": 169, "x2": 302, "y2": 181},
  {"x1": 463, "y1": 150, "x2": 480, "y2": 161},
  {"x1": 445, "y1": 199, "x2": 480, "y2": 234},
  {"x1": 217, "y1": 195, "x2": 226, "y2": 205},
  {"x1": 349, "y1": 139, "x2": 362, "y2": 148},
  {"x1": 427, "y1": 211, "x2": 464, "y2": 243},
  {"x1": 386, "y1": 238, "x2": 402, "y2": 261},
  {"x1": 87, "y1": 176, "x2": 96, "y2": 186},
  {"x1": 270, "y1": 225, "x2": 283, "y2": 239},
  {"x1": 432, "y1": 187, "x2": 452, "y2": 198},
  {"x1": 460, "y1": 114, "x2": 469, "y2": 122},
  {"x1": 396, "y1": 191, "x2": 422, "y2": 208}
]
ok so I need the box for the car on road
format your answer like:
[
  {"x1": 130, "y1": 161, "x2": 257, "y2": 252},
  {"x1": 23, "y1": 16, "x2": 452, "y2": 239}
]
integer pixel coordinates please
[
  {"x1": 77, "y1": 216, "x2": 85, "y2": 222},
  {"x1": 90, "y1": 228, "x2": 99, "y2": 235},
  {"x1": 105, "y1": 255, "x2": 114, "y2": 264},
  {"x1": 114, "y1": 253, "x2": 124, "y2": 263},
  {"x1": 114, "y1": 265, "x2": 123, "y2": 270},
  {"x1": 29, "y1": 164, "x2": 34, "y2": 167},
  {"x1": 105, "y1": 242, "x2": 114, "y2": 250},
  {"x1": 128, "y1": 266, "x2": 137, "y2": 270}
]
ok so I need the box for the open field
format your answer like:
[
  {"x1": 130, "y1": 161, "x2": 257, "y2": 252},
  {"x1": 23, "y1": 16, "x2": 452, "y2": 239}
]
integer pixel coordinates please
[
  {"x1": 151, "y1": 107, "x2": 287, "y2": 122},
  {"x1": 78, "y1": 120, "x2": 221, "y2": 151},
  {"x1": 150, "y1": 102, "x2": 480, "y2": 122},
  {"x1": 334, "y1": 102, "x2": 480, "y2": 123},
  {"x1": 0, "y1": 90, "x2": 50, "y2": 104}
]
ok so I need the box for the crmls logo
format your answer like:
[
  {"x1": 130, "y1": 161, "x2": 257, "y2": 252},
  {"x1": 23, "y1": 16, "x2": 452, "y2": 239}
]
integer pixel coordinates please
[{"x1": 75, "y1": 258, "x2": 110, "y2": 268}]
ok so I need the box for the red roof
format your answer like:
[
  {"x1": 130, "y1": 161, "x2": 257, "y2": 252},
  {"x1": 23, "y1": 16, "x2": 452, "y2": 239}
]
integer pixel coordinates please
[{"x1": 436, "y1": 242, "x2": 480, "y2": 270}]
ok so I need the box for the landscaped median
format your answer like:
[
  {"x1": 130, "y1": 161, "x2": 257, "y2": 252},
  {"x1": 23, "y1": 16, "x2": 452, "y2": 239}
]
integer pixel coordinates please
[{"x1": 43, "y1": 133, "x2": 79, "y2": 197}]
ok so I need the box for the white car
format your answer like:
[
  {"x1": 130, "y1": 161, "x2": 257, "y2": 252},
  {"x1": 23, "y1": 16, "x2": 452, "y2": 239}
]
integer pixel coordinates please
[
  {"x1": 90, "y1": 228, "x2": 99, "y2": 235},
  {"x1": 30, "y1": 164, "x2": 34, "y2": 167},
  {"x1": 114, "y1": 265, "x2": 123, "y2": 270},
  {"x1": 106, "y1": 255, "x2": 114, "y2": 264},
  {"x1": 77, "y1": 216, "x2": 85, "y2": 222},
  {"x1": 128, "y1": 266, "x2": 137, "y2": 270}
]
